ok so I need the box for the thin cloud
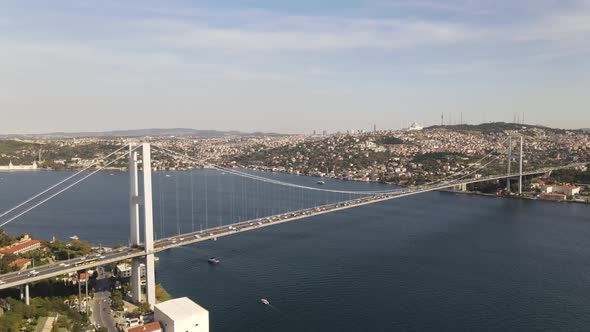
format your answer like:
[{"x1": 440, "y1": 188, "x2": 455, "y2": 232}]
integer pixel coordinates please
[
  {"x1": 0, "y1": 39, "x2": 290, "y2": 83},
  {"x1": 144, "y1": 16, "x2": 480, "y2": 52},
  {"x1": 513, "y1": 12, "x2": 590, "y2": 43},
  {"x1": 374, "y1": 0, "x2": 493, "y2": 15}
]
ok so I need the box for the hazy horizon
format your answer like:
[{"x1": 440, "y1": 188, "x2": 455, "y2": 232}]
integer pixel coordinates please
[
  {"x1": 2, "y1": 0, "x2": 590, "y2": 134},
  {"x1": 3, "y1": 122, "x2": 588, "y2": 137}
]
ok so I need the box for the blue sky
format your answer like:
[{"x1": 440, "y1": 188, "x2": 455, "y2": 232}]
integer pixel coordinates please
[{"x1": 1, "y1": 0, "x2": 589, "y2": 134}]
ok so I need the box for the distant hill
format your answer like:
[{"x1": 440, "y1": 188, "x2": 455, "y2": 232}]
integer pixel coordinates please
[
  {"x1": 0, "y1": 128, "x2": 284, "y2": 139},
  {"x1": 426, "y1": 122, "x2": 567, "y2": 133}
]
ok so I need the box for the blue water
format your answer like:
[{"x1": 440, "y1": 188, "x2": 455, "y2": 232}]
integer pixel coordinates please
[{"x1": 1, "y1": 170, "x2": 590, "y2": 331}]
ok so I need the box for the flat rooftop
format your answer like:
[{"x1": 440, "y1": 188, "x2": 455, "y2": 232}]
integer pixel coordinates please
[{"x1": 155, "y1": 297, "x2": 208, "y2": 320}]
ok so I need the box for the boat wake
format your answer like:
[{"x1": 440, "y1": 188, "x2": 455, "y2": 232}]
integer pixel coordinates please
[{"x1": 260, "y1": 299, "x2": 280, "y2": 312}]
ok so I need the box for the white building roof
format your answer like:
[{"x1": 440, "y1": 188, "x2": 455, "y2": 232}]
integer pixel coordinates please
[
  {"x1": 116, "y1": 263, "x2": 130, "y2": 271},
  {"x1": 155, "y1": 297, "x2": 208, "y2": 320},
  {"x1": 116, "y1": 262, "x2": 144, "y2": 270}
]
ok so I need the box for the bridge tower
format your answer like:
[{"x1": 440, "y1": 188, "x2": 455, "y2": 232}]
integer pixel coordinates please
[
  {"x1": 506, "y1": 136, "x2": 512, "y2": 191},
  {"x1": 519, "y1": 136, "x2": 524, "y2": 195},
  {"x1": 129, "y1": 143, "x2": 157, "y2": 307},
  {"x1": 506, "y1": 136, "x2": 524, "y2": 194}
]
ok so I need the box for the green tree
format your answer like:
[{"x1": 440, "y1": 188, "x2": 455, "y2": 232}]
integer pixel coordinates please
[
  {"x1": 111, "y1": 290, "x2": 124, "y2": 311},
  {"x1": 133, "y1": 302, "x2": 152, "y2": 315},
  {"x1": 0, "y1": 230, "x2": 15, "y2": 247},
  {"x1": 69, "y1": 240, "x2": 91, "y2": 255}
]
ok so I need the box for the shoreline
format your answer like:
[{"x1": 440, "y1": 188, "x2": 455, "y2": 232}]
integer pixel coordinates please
[
  {"x1": 439, "y1": 189, "x2": 590, "y2": 204},
  {"x1": 3, "y1": 167, "x2": 587, "y2": 205}
]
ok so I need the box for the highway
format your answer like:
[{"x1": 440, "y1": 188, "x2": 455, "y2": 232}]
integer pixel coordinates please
[{"x1": 0, "y1": 167, "x2": 577, "y2": 291}]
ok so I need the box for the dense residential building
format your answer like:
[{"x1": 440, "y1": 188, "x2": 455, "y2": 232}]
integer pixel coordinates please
[
  {"x1": 1, "y1": 123, "x2": 588, "y2": 186},
  {"x1": 117, "y1": 263, "x2": 146, "y2": 278},
  {"x1": 8, "y1": 258, "x2": 31, "y2": 270},
  {"x1": 557, "y1": 185, "x2": 582, "y2": 196}
]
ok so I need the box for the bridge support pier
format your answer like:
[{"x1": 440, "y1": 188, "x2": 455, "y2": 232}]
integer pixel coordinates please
[
  {"x1": 25, "y1": 284, "x2": 29, "y2": 305},
  {"x1": 145, "y1": 254, "x2": 156, "y2": 306},
  {"x1": 453, "y1": 183, "x2": 467, "y2": 191},
  {"x1": 130, "y1": 258, "x2": 142, "y2": 303}
]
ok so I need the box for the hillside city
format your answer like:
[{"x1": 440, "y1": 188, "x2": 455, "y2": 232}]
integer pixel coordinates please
[
  {"x1": 2, "y1": 122, "x2": 589, "y2": 189},
  {"x1": 1, "y1": 122, "x2": 590, "y2": 331}
]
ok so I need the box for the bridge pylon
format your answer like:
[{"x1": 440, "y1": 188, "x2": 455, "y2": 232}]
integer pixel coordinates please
[
  {"x1": 506, "y1": 135, "x2": 524, "y2": 194},
  {"x1": 519, "y1": 136, "x2": 524, "y2": 195},
  {"x1": 507, "y1": 136, "x2": 512, "y2": 191},
  {"x1": 129, "y1": 143, "x2": 156, "y2": 307}
]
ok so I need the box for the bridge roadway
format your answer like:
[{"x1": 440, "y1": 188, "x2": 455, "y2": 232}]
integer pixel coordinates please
[{"x1": 0, "y1": 167, "x2": 577, "y2": 291}]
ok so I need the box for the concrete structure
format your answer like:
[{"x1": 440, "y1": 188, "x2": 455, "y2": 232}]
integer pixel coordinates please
[
  {"x1": 408, "y1": 122, "x2": 423, "y2": 131},
  {"x1": 129, "y1": 143, "x2": 157, "y2": 307},
  {"x1": 117, "y1": 263, "x2": 146, "y2": 278},
  {"x1": 507, "y1": 136, "x2": 512, "y2": 191},
  {"x1": 19, "y1": 284, "x2": 30, "y2": 305},
  {"x1": 154, "y1": 297, "x2": 209, "y2": 332},
  {"x1": 453, "y1": 183, "x2": 467, "y2": 191},
  {"x1": 37, "y1": 316, "x2": 57, "y2": 332},
  {"x1": 539, "y1": 193, "x2": 567, "y2": 201},
  {"x1": 0, "y1": 161, "x2": 37, "y2": 171},
  {"x1": 77, "y1": 272, "x2": 89, "y2": 313},
  {"x1": 543, "y1": 184, "x2": 581, "y2": 196},
  {"x1": 519, "y1": 136, "x2": 523, "y2": 194},
  {"x1": 505, "y1": 136, "x2": 524, "y2": 194},
  {"x1": 0, "y1": 239, "x2": 42, "y2": 255}
]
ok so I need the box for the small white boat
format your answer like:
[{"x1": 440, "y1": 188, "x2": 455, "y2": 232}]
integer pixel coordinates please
[
  {"x1": 208, "y1": 257, "x2": 220, "y2": 264},
  {"x1": 316, "y1": 181, "x2": 325, "y2": 185},
  {"x1": 70, "y1": 235, "x2": 79, "y2": 240},
  {"x1": 165, "y1": 174, "x2": 171, "y2": 177},
  {"x1": 260, "y1": 298, "x2": 270, "y2": 305}
]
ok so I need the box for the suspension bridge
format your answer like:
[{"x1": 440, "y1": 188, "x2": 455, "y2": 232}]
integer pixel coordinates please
[{"x1": 0, "y1": 138, "x2": 585, "y2": 307}]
